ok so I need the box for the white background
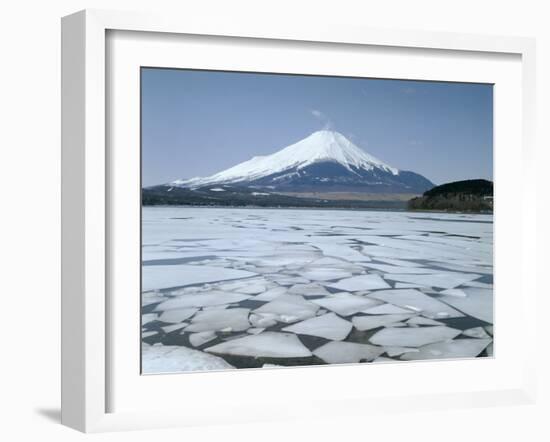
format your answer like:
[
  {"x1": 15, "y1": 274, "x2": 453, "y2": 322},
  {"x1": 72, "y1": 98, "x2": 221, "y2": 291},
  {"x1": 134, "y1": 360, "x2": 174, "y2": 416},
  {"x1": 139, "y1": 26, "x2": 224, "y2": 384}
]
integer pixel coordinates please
[{"x1": 0, "y1": 1, "x2": 548, "y2": 441}]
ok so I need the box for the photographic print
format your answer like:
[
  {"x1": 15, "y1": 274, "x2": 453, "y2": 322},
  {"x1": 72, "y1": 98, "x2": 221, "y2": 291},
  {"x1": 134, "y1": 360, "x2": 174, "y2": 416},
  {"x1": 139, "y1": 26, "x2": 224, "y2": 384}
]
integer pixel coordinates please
[{"x1": 140, "y1": 68, "x2": 493, "y2": 374}]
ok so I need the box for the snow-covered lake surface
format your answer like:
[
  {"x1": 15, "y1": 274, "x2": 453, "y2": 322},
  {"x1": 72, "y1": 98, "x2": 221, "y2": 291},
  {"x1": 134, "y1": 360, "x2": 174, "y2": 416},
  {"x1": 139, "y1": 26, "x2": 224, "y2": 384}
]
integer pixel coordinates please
[{"x1": 141, "y1": 207, "x2": 493, "y2": 373}]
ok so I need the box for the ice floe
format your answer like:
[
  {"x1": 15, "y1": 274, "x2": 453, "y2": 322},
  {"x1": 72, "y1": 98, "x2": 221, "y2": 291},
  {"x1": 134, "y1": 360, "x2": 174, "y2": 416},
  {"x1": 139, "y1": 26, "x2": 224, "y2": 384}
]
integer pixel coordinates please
[
  {"x1": 437, "y1": 288, "x2": 493, "y2": 323},
  {"x1": 393, "y1": 282, "x2": 430, "y2": 289},
  {"x1": 155, "y1": 291, "x2": 251, "y2": 311},
  {"x1": 372, "y1": 357, "x2": 395, "y2": 363},
  {"x1": 142, "y1": 344, "x2": 234, "y2": 373},
  {"x1": 384, "y1": 346, "x2": 420, "y2": 357},
  {"x1": 406, "y1": 316, "x2": 445, "y2": 326},
  {"x1": 254, "y1": 294, "x2": 319, "y2": 323},
  {"x1": 142, "y1": 313, "x2": 159, "y2": 325},
  {"x1": 369, "y1": 325, "x2": 462, "y2": 347},
  {"x1": 205, "y1": 332, "x2": 312, "y2": 358},
  {"x1": 352, "y1": 314, "x2": 416, "y2": 331},
  {"x1": 188, "y1": 331, "x2": 217, "y2": 347},
  {"x1": 365, "y1": 263, "x2": 439, "y2": 274},
  {"x1": 462, "y1": 327, "x2": 491, "y2": 339},
  {"x1": 401, "y1": 338, "x2": 491, "y2": 360},
  {"x1": 312, "y1": 293, "x2": 381, "y2": 316},
  {"x1": 383, "y1": 272, "x2": 482, "y2": 290},
  {"x1": 217, "y1": 278, "x2": 271, "y2": 294},
  {"x1": 326, "y1": 274, "x2": 390, "y2": 291},
  {"x1": 249, "y1": 313, "x2": 278, "y2": 328},
  {"x1": 143, "y1": 264, "x2": 257, "y2": 291},
  {"x1": 266, "y1": 275, "x2": 311, "y2": 285},
  {"x1": 362, "y1": 303, "x2": 415, "y2": 315},
  {"x1": 142, "y1": 291, "x2": 165, "y2": 307},
  {"x1": 161, "y1": 323, "x2": 188, "y2": 334},
  {"x1": 186, "y1": 308, "x2": 251, "y2": 333},
  {"x1": 282, "y1": 313, "x2": 352, "y2": 340},
  {"x1": 313, "y1": 341, "x2": 384, "y2": 364},
  {"x1": 300, "y1": 268, "x2": 353, "y2": 281},
  {"x1": 367, "y1": 289, "x2": 464, "y2": 319},
  {"x1": 158, "y1": 308, "x2": 198, "y2": 323},
  {"x1": 312, "y1": 242, "x2": 371, "y2": 262},
  {"x1": 253, "y1": 286, "x2": 288, "y2": 301},
  {"x1": 440, "y1": 288, "x2": 467, "y2": 298},
  {"x1": 376, "y1": 258, "x2": 424, "y2": 268},
  {"x1": 464, "y1": 280, "x2": 493, "y2": 289},
  {"x1": 287, "y1": 283, "x2": 330, "y2": 297}
]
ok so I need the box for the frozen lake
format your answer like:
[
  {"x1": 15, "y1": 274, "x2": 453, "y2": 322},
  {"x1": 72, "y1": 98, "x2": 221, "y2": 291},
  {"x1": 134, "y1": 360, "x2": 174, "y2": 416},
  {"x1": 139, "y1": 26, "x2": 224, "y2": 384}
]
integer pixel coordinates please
[{"x1": 141, "y1": 206, "x2": 493, "y2": 373}]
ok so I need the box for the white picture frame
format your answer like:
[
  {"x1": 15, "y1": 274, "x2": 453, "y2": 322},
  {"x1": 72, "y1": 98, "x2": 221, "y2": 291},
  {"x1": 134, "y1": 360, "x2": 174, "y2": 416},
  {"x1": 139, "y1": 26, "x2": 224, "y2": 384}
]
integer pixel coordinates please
[{"x1": 61, "y1": 9, "x2": 537, "y2": 433}]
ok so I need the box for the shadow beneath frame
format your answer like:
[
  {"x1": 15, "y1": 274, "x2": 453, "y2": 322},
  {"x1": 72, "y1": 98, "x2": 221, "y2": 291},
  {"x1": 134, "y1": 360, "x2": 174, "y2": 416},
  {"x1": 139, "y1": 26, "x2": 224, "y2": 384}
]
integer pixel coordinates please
[{"x1": 34, "y1": 407, "x2": 61, "y2": 423}]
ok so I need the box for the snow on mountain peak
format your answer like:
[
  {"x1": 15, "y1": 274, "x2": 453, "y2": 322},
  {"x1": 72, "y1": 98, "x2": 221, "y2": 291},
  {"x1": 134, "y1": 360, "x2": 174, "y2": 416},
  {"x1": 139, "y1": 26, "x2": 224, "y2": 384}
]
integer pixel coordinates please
[{"x1": 173, "y1": 130, "x2": 399, "y2": 187}]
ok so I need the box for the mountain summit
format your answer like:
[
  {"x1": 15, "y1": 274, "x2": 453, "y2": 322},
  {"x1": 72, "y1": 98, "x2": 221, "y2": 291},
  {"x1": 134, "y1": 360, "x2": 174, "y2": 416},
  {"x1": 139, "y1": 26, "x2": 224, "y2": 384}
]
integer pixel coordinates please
[{"x1": 171, "y1": 130, "x2": 434, "y2": 194}]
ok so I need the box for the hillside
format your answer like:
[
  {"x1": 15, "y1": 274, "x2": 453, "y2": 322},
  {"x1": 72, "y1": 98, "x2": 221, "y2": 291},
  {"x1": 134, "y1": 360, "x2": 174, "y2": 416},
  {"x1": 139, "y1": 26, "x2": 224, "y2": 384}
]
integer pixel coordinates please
[{"x1": 408, "y1": 179, "x2": 493, "y2": 212}]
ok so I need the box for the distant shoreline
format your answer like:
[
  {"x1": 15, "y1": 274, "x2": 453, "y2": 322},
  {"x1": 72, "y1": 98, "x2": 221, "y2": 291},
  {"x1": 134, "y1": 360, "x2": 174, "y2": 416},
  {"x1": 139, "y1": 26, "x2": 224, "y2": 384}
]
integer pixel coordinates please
[{"x1": 141, "y1": 204, "x2": 493, "y2": 216}]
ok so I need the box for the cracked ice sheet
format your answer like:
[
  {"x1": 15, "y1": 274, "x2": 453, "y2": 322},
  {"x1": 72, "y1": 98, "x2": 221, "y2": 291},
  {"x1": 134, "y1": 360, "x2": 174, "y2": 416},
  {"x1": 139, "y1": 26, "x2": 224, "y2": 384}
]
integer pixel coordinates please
[
  {"x1": 287, "y1": 283, "x2": 330, "y2": 297},
  {"x1": 364, "y1": 263, "x2": 441, "y2": 274},
  {"x1": 266, "y1": 275, "x2": 310, "y2": 285},
  {"x1": 205, "y1": 332, "x2": 312, "y2": 358},
  {"x1": 186, "y1": 308, "x2": 251, "y2": 333},
  {"x1": 427, "y1": 261, "x2": 493, "y2": 275},
  {"x1": 352, "y1": 314, "x2": 416, "y2": 331},
  {"x1": 383, "y1": 272, "x2": 482, "y2": 290},
  {"x1": 155, "y1": 291, "x2": 251, "y2": 311},
  {"x1": 312, "y1": 293, "x2": 382, "y2": 316},
  {"x1": 313, "y1": 341, "x2": 384, "y2": 364},
  {"x1": 142, "y1": 344, "x2": 234, "y2": 373},
  {"x1": 367, "y1": 289, "x2": 464, "y2": 319},
  {"x1": 142, "y1": 264, "x2": 257, "y2": 291},
  {"x1": 438, "y1": 288, "x2": 493, "y2": 323},
  {"x1": 311, "y1": 242, "x2": 371, "y2": 262},
  {"x1": 216, "y1": 278, "x2": 273, "y2": 294},
  {"x1": 362, "y1": 303, "x2": 415, "y2": 314},
  {"x1": 393, "y1": 282, "x2": 432, "y2": 289},
  {"x1": 253, "y1": 286, "x2": 288, "y2": 301},
  {"x1": 309, "y1": 256, "x2": 364, "y2": 271},
  {"x1": 369, "y1": 325, "x2": 462, "y2": 347},
  {"x1": 375, "y1": 258, "x2": 425, "y2": 268},
  {"x1": 246, "y1": 252, "x2": 320, "y2": 267},
  {"x1": 326, "y1": 274, "x2": 390, "y2": 291},
  {"x1": 282, "y1": 313, "x2": 352, "y2": 340},
  {"x1": 254, "y1": 294, "x2": 319, "y2": 323},
  {"x1": 300, "y1": 268, "x2": 353, "y2": 281},
  {"x1": 142, "y1": 291, "x2": 165, "y2": 307},
  {"x1": 401, "y1": 338, "x2": 491, "y2": 360}
]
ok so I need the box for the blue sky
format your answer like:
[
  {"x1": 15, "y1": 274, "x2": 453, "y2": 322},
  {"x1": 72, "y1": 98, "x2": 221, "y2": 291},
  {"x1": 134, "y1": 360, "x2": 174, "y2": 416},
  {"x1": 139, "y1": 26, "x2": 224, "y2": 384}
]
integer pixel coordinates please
[{"x1": 141, "y1": 68, "x2": 493, "y2": 187}]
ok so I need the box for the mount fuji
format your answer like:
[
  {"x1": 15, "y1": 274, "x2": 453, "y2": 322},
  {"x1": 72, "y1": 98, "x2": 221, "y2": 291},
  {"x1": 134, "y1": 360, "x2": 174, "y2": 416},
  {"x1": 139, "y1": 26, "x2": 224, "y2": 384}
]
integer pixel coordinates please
[{"x1": 169, "y1": 130, "x2": 434, "y2": 194}]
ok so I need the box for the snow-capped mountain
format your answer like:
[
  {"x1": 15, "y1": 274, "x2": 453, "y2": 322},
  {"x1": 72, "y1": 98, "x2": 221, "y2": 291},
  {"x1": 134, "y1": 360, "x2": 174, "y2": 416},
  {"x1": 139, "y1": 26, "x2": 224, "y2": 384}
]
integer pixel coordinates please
[{"x1": 170, "y1": 130, "x2": 434, "y2": 193}]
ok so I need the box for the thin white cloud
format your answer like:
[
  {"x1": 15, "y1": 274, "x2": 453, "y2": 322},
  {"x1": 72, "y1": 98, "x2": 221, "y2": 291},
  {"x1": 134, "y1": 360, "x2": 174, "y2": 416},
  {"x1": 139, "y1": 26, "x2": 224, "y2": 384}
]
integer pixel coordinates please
[
  {"x1": 310, "y1": 109, "x2": 333, "y2": 130},
  {"x1": 311, "y1": 109, "x2": 323, "y2": 119}
]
